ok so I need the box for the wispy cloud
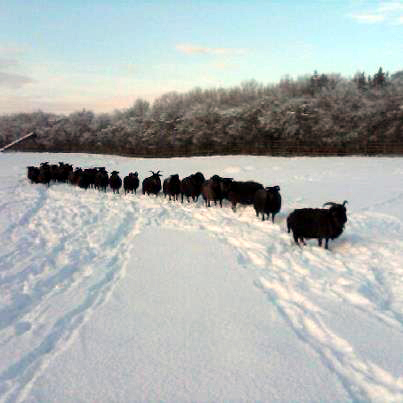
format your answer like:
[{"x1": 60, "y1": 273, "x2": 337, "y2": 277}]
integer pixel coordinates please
[
  {"x1": 378, "y1": 1, "x2": 403, "y2": 13},
  {"x1": 0, "y1": 45, "x2": 34, "y2": 89},
  {"x1": 0, "y1": 71, "x2": 34, "y2": 89},
  {"x1": 212, "y1": 61, "x2": 232, "y2": 70},
  {"x1": 350, "y1": 1, "x2": 403, "y2": 24},
  {"x1": 0, "y1": 57, "x2": 19, "y2": 69},
  {"x1": 351, "y1": 13, "x2": 386, "y2": 23},
  {"x1": 176, "y1": 44, "x2": 247, "y2": 56}
]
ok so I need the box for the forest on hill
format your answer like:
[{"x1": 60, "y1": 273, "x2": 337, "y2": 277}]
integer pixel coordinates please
[{"x1": 1, "y1": 67, "x2": 402, "y2": 156}]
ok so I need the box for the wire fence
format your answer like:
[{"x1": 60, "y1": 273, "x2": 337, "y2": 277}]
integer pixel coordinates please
[
  {"x1": 115, "y1": 141, "x2": 403, "y2": 158},
  {"x1": 3, "y1": 138, "x2": 403, "y2": 157}
]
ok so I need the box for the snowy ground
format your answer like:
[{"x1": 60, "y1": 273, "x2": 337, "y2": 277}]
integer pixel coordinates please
[{"x1": 0, "y1": 152, "x2": 402, "y2": 402}]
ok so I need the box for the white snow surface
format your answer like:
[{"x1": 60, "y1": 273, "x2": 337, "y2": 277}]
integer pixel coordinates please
[{"x1": 1, "y1": 152, "x2": 403, "y2": 402}]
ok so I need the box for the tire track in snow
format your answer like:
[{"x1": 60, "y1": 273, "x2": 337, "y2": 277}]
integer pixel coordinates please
[
  {"x1": 258, "y1": 276, "x2": 403, "y2": 402},
  {"x1": 334, "y1": 213, "x2": 403, "y2": 331},
  {"x1": 0, "y1": 188, "x2": 144, "y2": 402},
  {"x1": 0, "y1": 184, "x2": 49, "y2": 272},
  {"x1": 0, "y1": 187, "x2": 106, "y2": 333},
  {"x1": 136, "y1": 197, "x2": 403, "y2": 402}
]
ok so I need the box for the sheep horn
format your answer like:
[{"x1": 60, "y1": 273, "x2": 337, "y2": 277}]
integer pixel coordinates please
[
  {"x1": 343, "y1": 200, "x2": 348, "y2": 206},
  {"x1": 323, "y1": 202, "x2": 337, "y2": 207}
]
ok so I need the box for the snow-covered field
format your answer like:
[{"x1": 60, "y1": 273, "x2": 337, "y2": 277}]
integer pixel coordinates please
[{"x1": 1, "y1": 152, "x2": 403, "y2": 402}]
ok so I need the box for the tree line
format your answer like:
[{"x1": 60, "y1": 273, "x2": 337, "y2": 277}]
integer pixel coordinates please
[{"x1": 1, "y1": 67, "x2": 402, "y2": 156}]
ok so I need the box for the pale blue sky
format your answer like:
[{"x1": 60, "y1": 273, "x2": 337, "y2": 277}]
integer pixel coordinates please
[{"x1": 0, "y1": 0, "x2": 402, "y2": 114}]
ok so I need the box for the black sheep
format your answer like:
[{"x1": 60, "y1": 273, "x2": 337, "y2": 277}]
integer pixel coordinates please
[
  {"x1": 78, "y1": 170, "x2": 91, "y2": 190},
  {"x1": 163, "y1": 174, "x2": 181, "y2": 201},
  {"x1": 201, "y1": 175, "x2": 228, "y2": 207},
  {"x1": 124, "y1": 172, "x2": 140, "y2": 194},
  {"x1": 84, "y1": 168, "x2": 99, "y2": 189},
  {"x1": 142, "y1": 171, "x2": 162, "y2": 196},
  {"x1": 224, "y1": 180, "x2": 264, "y2": 211},
  {"x1": 38, "y1": 162, "x2": 51, "y2": 186},
  {"x1": 287, "y1": 201, "x2": 348, "y2": 249},
  {"x1": 27, "y1": 166, "x2": 40, "y2": 184},
  {"x1": 253, "y1": 186, "x2": 282, "y2": 222},
  {"x1": 180, "y1": 172, "x2": 205, "y2": 203},
  {"x1": 95, "y1": 168, "x2": 109, "y2": 192},
  {"x1": 57, "y1": 162, "x2": 73, "y2": 183},
  {"x1": 109, "y1": 171, "x2": 122, "y2": 194},
  {"x1": 49, "y1": 164, "x2": 60, "y2": 182},
  {"x1": 69, "y1": 167, "x2": 83, "y2": 186}
]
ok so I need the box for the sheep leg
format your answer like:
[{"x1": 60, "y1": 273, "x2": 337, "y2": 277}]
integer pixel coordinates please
[
  {"x1": 318, "y1": 238, "x2": 322, "y2": 247},
  {"x1": 325, "y1": 239, "x2": 329, "y2": 249}
]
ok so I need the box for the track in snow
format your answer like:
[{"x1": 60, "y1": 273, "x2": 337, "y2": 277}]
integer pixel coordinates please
[{"x1": 0, "y1": 154, "x2": 402, "y2": 402}]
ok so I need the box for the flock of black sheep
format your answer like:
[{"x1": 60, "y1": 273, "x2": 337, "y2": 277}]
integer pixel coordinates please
[{"x1": 27, "y1": 161, "x2": 348, "y2": 249}]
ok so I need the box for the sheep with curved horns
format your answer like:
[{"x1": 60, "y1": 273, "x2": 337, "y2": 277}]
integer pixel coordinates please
[
  {"x1": 142, "y1": 170, "x2": 162, "y2": 196},
  {"x1": 253, "y1": 186, "x2": 282, "y2": 222},
  {"x1": 287, "y1": 201, "x2": 348, "y2": 249}
]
